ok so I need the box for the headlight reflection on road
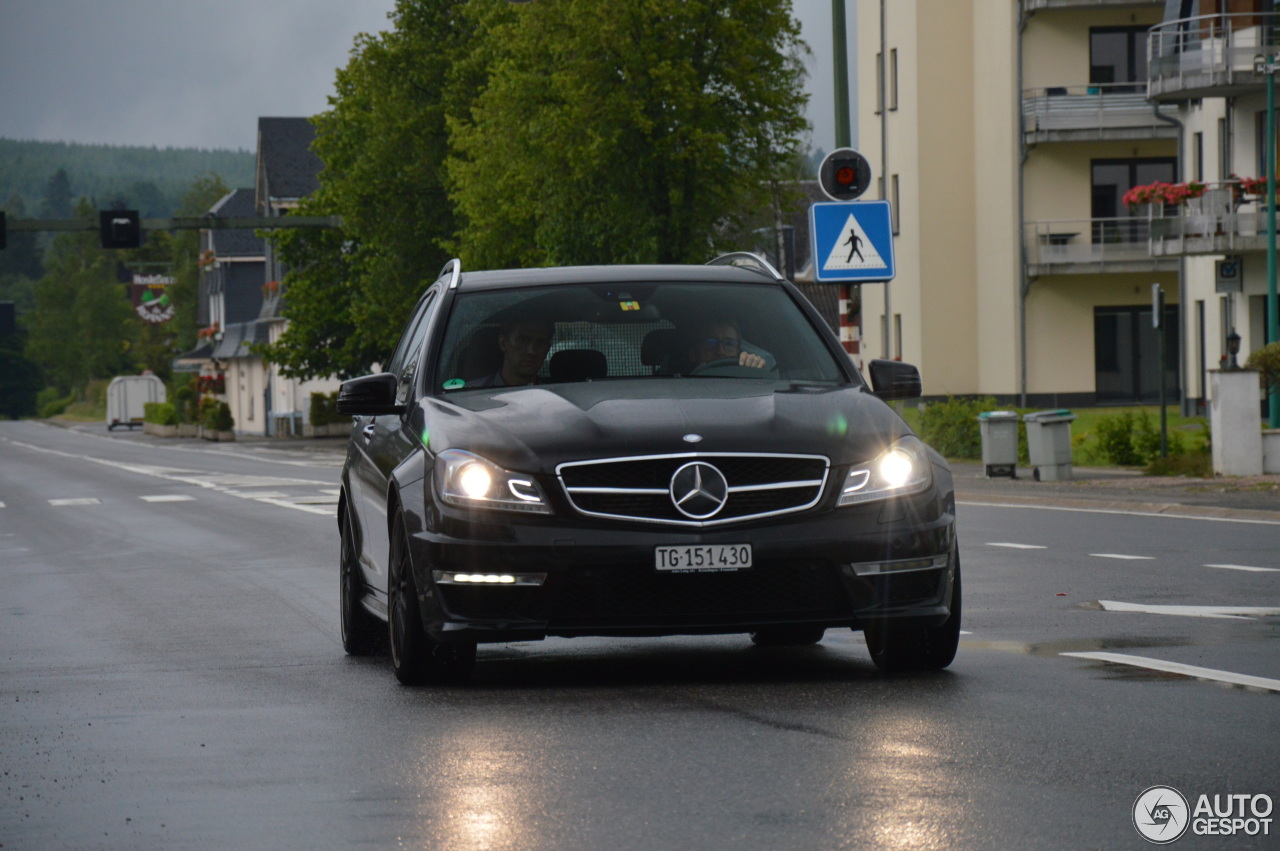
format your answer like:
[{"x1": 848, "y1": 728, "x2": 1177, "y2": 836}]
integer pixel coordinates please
[{"x1": 858, "y1": 726, "x2": 963, "y2": 850}]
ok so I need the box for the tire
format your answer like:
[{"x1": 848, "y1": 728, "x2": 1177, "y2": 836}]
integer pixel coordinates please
[
  {"x1": 864, "y1": 557, "x2": 962, "y2": 673},
  {"x1": 749, "y1": 626, "x2": 827, "y2": 647},
  {"x1": 340, "y1": 508, "x2": 382, "y2": 656},
  {"x1": 387, "y1": 517, "x2": 476, "y2": 685}
]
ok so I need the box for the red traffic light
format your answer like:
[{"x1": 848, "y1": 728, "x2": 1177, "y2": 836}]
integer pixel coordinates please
[{"x1": 818, "y1": 148, "x2": 872, "y2": 201}]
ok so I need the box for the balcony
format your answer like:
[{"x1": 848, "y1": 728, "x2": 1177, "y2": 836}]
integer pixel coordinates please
[
  {"x1": 1025, "y1": 218, "x2": 1177, "y2": 275},
  {"x1": 1146, "y1": 181, "x2": 1278, "y2": 257},
  {"x1": 1148, "y1": 12, "x2": 1280, "y2": 101},
  {"x1": 1022, "y1": 85, "x2": 1179, "y2": 143}
]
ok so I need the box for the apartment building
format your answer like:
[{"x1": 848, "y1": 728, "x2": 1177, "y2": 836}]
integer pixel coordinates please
[
  {"x1": 854, "y1": 0, "x2": 1182, "y2": 407},
  {"x1": 1145, "y1": 1, "x2": 1280, "y2": 416}
]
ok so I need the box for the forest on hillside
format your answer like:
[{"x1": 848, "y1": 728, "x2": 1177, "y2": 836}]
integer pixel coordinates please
[{"x1": 0, "y1": 138, "x2": 255, "y2": 218}]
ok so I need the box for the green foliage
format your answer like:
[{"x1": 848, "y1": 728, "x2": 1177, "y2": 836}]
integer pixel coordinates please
[
  {"x1": 1094, "y1": 411, "x2": 1185, "y2": 466},
  {"x1": 0, "y1": 138, "x2": 253, "y2": 219},
  {"x1": 919, "y1": 397, "x2": 1002, "y2": 459},
  {"x1": 1244, "y1": 340, "x2": 1280, "y2": 392},
  {"x1": 309, "y1": 391, "x2": 344, "y2": 426},
  {"x1": 263, "y1": 0, "x2": 811, "y2": 380},
  {"x1": 24, "y1": 200, "x2": 136, "y2": 395},
  {"x1": 198, "y1": 398, "x2": 234, "y2": 432},
  {"x1": 0, "y1": 329, "x2": 40, "y2": 418},
  {"x1": 143, "y1": 401, "x2": 178, "y2": 426},
  {"x1": 37, "y1": 387, "x2": 74, "y2": 418},
  {"x1": 449, "y1": 0, "x2": 809, "y2": 267}
]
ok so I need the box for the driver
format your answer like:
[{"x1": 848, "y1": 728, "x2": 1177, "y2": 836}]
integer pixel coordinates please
[
  {"x1": 687, "y1": 320, "x2": 766, "y2": 369},
  {"x1": 471, "y1": 319, "x2": 555, "y2": 387}
]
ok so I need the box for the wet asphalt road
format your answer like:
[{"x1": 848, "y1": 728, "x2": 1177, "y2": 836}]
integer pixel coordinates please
[{"x1": 1, "y1": 420, "x2": 1277, "y2": 849}]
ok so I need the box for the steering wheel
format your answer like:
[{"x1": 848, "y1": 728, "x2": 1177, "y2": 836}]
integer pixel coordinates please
[{"x1": 689, "y1": 356, "x2": 743, "y2": 375}]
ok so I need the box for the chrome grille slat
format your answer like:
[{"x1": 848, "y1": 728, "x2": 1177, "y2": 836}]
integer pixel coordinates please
[{"x1": 557, "y1": 452, "x2": 829, "y2": 527}]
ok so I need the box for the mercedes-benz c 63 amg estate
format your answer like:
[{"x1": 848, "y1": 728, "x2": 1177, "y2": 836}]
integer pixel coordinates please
[{"x1": 337, "y1": 255, "x2": 959, "y2": 684}]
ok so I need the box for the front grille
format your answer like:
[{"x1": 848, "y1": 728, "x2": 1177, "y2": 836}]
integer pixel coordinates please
[
  {"x1": 548, "y1": 560, "x2": 851, "y2": 625},
  {"x1": 558, "y1": 452, "x2": 829, "y2": 527}
]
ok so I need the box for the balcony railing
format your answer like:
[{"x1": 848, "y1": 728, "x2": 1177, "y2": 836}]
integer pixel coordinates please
[
  {"x1": 1024, "y1": 218, "x2": 1176, "y2": 273},
  {"x1": 1148, "y1": 12, "x2": 1280, "y2": 100},
  {"x1": 1022, "y1": 85, "x2": 1178, "y2": 142},
  {"x1": 1145, "y1": 181, "x2": 1280, "y2": 256},
  {"x1": 1021, "y1": 0, "x2": 1157, "y2": 11}
]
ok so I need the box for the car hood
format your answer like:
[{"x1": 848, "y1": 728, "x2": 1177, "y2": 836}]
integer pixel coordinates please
[{"x1": 418, "y1": 380, "x2": 915, "y2": 473}]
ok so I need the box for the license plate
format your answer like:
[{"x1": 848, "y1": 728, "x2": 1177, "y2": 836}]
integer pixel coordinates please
[{"x1": 655, "y1": 544, "x2": 752, "y2": 572}]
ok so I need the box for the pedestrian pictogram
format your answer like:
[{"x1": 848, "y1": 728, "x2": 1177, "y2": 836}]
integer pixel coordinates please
[{"x1": 809, "y1": 201, "x2": 895, "y2": 283}]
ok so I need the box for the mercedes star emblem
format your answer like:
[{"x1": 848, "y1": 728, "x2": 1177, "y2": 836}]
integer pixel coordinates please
[{"x1": 669, "y1": 461, "x2": 730, "y2": 519}]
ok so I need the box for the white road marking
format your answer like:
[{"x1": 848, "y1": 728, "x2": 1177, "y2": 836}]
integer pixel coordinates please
[
  {"x1": 1061, "y1": 652, "x2": 1280, "y2": 693},
  {"x1": 140, "y1": 495, "x2": 197, "y2": 503},
  {"x1": 958, "y1": 500, "x2": 1280, "y2": 526},
  {"x1": 5, "y1": 438, "x2": 335, "y2": 517},
  {"x1": 224, "y1": 490, "x2": 291, "y2": 499},
  {"x1": 0, "y1": 501, "x2": 5, "y2": 508},
  {"x1": 1205, "y1": 563, "x2": 1280, "y2": 573},
  {"x1": 1098, "y1": 600, "x2": 1280, "y2": 620},
  {"x1": 986, "y1": 542, "x2": 1047, "y2": 549},
  {"x1": 254, "y1": 497, "x2": 336, "y2": 516},
  {"x1": 48, "y1": 498, "x2": 101, "y2": 507},
  {"x1": 1090, "y1": 553, "x2": 1154, "y2": 560}
]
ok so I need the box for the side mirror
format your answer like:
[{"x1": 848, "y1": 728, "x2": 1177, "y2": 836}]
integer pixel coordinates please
[
  {"x1": 337, "y1": 373, "x2": 405, "y2": 416},
  {"x1": 868, "y1": 359, "x2": 922, "y2": 401}
]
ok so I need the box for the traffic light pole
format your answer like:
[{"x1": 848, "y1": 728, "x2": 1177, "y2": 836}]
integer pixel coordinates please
[{"x1": 4, "y1": 215, "x2": 344, "y2": 236}]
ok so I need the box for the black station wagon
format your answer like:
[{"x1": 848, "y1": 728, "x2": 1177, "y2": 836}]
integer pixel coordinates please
[{"x1": 337, "y1": 255, "x2": 960, "y2": 684}]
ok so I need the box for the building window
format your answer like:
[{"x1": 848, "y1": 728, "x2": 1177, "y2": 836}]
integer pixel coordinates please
[
  {"x1": 1193, "y1": 131, "x2": 1204, "y2": 181},
  {"x1": 1091, "y1": 158, "x2": 1177, "y2": 242},
  {"x1": 891, "y1": 174, "x2": 900, "y2": 235},
  {"x1": 889, "y1": 48, "x2": 898, "y2": 111},
  {"x1": 1095, "y1": 305, "x2": 1180, "y2": 403},
  {"x1": 1255, "y1": 110, "x2": 1280, "y2": 176},
  {"x1": 875, "y1": 52, "x2": 883, "y2": 115},
  {"x1": 1090, "y1": 26, "x2": 1150, "y2": 93}
]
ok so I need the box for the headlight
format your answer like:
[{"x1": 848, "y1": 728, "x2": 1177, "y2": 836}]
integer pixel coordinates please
[
  {"x1": 435, "y1": 449, "x2": 552, "y2": 514},
  {"x1": 838, "y1": 436, "x2": 932, "y2": 506}
]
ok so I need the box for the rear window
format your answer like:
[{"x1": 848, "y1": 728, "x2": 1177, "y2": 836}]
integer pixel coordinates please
[{"x1": 434, "y1": 280, "x2": 847, "y2": 391}]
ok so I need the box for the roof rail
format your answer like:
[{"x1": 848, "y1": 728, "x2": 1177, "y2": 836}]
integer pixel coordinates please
[
  {"x1": 440, "y1": 258, "x2": 462, "y2": 289},
  {"x1": 706, "y1": 252, "x2": 783, "y2": 280}
]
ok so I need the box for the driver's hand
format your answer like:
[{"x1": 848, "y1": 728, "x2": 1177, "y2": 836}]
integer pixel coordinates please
[{"x1": 739, "y1": 351, "x2": 766, "y2": 369}]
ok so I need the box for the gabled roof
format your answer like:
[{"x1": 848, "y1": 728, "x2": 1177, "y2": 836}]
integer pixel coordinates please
[
  {"x1": 256, "y1": 117, "x2": 322, "y2": 210},
  {"x1": 206, "y1": 189, "x2": 265, "y2": 257}
]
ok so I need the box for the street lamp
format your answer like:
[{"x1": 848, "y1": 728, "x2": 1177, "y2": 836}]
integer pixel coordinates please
[{"x1": 1226, "y1": 329, "x2": 1242, "y2": 370}]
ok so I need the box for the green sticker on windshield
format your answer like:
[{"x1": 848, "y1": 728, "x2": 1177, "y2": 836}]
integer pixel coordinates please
[{"x1": 443, "y1": 378, "x2": 465, "y2": 390}]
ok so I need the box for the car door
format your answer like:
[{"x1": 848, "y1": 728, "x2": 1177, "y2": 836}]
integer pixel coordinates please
[{"x1": 349, "y1": 287, "x2": 440, "y2": 593}]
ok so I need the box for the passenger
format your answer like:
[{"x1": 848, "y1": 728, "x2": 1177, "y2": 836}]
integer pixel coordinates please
[
  {"x1": 471, "y1": 319, "x2": 555, "y2": 387},
  {"x1": 687, "y1": 320, "x2": 766, "y2": 369}
]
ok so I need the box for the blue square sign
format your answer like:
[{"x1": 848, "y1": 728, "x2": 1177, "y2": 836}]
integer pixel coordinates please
[{"x1": 809, "y1": 200, "x2": 895, "y2": 283}]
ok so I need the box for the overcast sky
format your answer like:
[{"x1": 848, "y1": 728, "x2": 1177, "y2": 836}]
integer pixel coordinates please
[{"x1": 0, "y1": 0, "x2": 855, "y2": 155}]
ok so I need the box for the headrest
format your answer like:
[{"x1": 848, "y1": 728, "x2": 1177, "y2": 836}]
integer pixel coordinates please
[
  {"x1": 641, "y1": 328, "x2": 678, "y2": 367},
  {"x1": 549, "y1": 348, "x2": 607, "y2": 382}
]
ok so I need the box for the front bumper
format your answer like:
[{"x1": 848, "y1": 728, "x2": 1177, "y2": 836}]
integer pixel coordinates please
[{"x1": 407, "y1": 483, "x2": 956, "y2": 644}]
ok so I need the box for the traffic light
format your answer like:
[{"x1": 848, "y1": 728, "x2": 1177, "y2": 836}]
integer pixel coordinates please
[
  {"x1": 818, "y1": 148, "x2": 873, "y2": 202},
  {"x1": 99, "y1": 210, "x2": 142, "y2": 249}
]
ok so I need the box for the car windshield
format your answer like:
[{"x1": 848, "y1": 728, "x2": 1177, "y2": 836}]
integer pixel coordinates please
[{"x1": 434, "y1": 281, "x2": 847, "y2": 392}]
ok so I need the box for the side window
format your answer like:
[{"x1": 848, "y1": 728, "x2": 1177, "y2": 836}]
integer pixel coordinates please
[{"x1": 394, "y1": 289, "x2": 439, "y2": 403}]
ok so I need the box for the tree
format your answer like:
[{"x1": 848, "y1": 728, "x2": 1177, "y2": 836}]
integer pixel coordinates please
[
  {"x1": 41, "y1": 168, "x2": 73, "y2": 219},
  {"x1": 25, "y1": 199, "x2": 137, "y2": 395},
  {"x1": 259, "y1": 0, "x2": 477, "y2": 380},
  {"x1": 448, "y1": 0, "x2": 810, "y2": 267}
]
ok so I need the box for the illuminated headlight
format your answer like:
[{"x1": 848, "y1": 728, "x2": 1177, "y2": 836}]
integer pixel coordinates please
[
  {"x1": 435, "y1": 449, "x2": 552, "y2": 514},
  {"x1": 838, "y1": 436, "x2": 932, "y2": 506}
]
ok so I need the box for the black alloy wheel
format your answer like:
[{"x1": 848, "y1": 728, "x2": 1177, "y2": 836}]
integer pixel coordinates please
[
  {"x1": 387, "y1": 516, "x2": 476, "y2": 685},
  {"x1": 864, "y1": 553, "x2": 962, "y2": 673},
  {"x1": 340, "y1": 508, "x2": 382, "y2": 656}
]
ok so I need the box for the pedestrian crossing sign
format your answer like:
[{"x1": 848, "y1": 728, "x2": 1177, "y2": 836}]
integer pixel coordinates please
[{"x1": 809, "y1": 200, "x2": 895, "y2": 283}]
